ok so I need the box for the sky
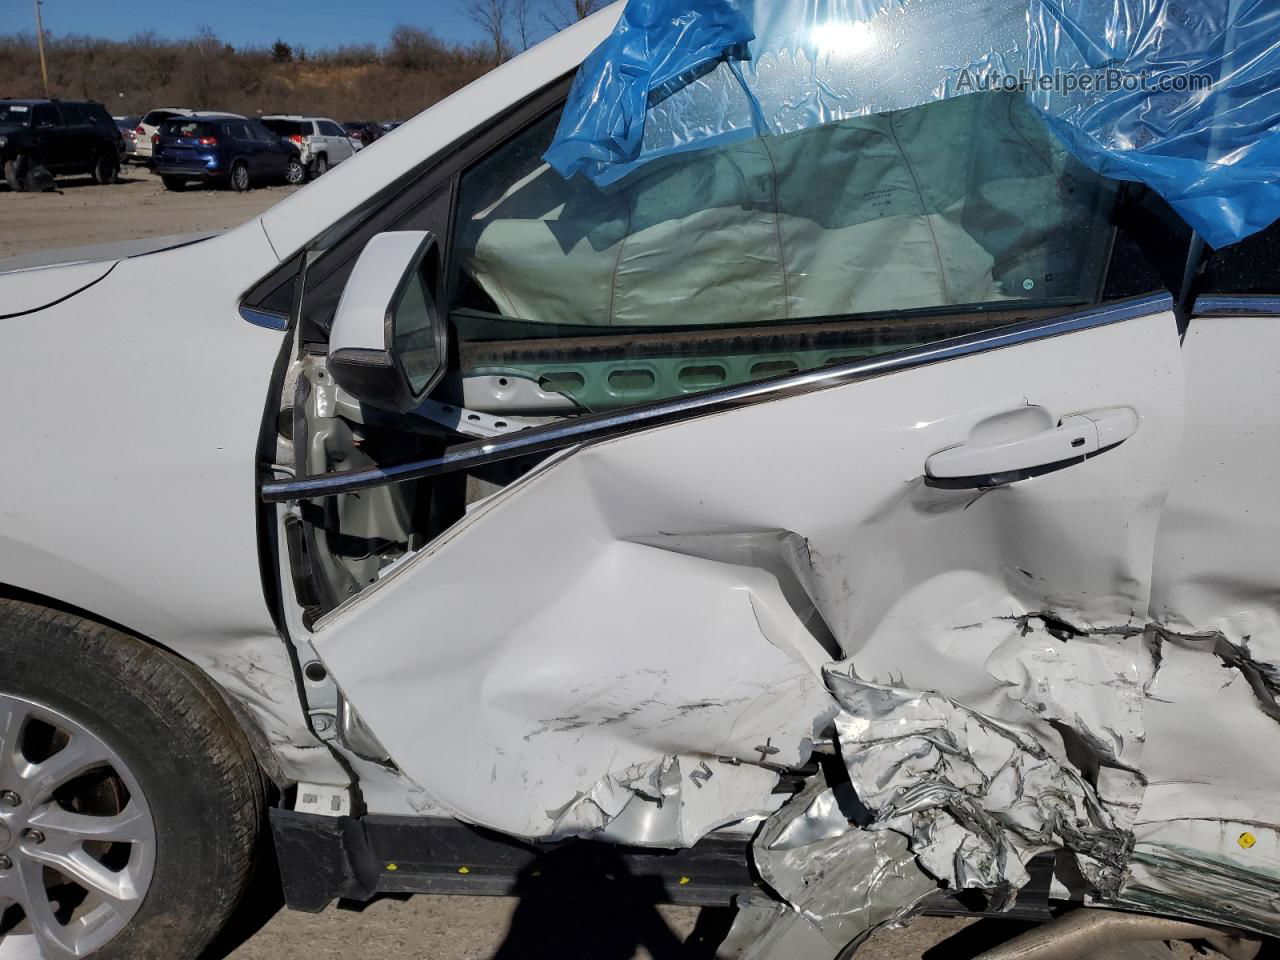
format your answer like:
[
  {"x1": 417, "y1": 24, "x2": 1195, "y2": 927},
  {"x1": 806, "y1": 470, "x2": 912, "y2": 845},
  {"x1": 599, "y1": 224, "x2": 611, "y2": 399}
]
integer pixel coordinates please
[{"x1": 4, "y1": 0, "x2": 511, "y2": 51}]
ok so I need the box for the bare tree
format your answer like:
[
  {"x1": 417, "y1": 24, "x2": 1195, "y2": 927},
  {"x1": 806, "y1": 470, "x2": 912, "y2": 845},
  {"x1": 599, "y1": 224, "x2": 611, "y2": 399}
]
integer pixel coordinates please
[
  {"x1": 513, "y1": 0, "x2": 535, "y2": 52},
  {"x1": 465, "y1": 0, "x2": 511, "y2": 65},
  {"x1": 182, "y1": 26, "x2": 231, "y2": 108},
  {"x1": 0, "y1": 24, "x2": 495, "y2": 118},
  {"x1": 386, "y1": 24, "x2": 445, "y2": 70},
  {"x1": 542, "y1": 0, "x2": 603, "y2": 30}
]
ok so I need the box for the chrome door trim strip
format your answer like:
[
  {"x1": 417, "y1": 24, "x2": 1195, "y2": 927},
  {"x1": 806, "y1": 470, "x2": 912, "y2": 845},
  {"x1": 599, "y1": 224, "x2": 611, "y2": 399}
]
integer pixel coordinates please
[{"x1": 261, "y1": 292, "x2": 1173, "y2": 502}]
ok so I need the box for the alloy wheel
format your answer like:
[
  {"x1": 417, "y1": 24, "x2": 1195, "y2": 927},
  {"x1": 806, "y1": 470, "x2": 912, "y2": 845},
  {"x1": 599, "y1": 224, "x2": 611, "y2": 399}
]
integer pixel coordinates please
[{"x1": 0, "y1": 695, "x2": 156, "y2": 960}]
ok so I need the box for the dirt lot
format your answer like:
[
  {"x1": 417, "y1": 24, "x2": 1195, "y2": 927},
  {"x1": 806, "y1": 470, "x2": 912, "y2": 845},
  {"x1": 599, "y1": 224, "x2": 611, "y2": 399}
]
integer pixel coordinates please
[
  {"x1": 0, "y1": 164, "x2": 300, "y2": 261},
  {"x1": 215, "y1": 897, "x2": 1005, "y2": 960},
  {"x1": 1, "y1": 164, "x2": 1159, "y2": 960}
]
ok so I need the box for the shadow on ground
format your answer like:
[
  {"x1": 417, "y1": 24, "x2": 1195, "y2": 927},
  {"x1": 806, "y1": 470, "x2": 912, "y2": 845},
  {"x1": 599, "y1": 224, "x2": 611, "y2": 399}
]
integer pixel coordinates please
[
  {"x1": 924, "y1": 918, "x2": 1040, "y2": 959},
  {"x1": 485, "y1": 848, "x2": 736, "y2": 960},
  {"x1": 200, "y1": 835, "x2": 287, "y2": 960},
  {"x1": 202, "y1": 837, "x2": 735, "y2": 960}
]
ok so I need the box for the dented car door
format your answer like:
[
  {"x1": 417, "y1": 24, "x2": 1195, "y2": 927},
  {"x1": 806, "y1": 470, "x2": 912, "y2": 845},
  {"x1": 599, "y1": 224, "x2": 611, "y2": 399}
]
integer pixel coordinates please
[{"x1": 308, "y1": 300, "x2": 1184, "y2": 854}]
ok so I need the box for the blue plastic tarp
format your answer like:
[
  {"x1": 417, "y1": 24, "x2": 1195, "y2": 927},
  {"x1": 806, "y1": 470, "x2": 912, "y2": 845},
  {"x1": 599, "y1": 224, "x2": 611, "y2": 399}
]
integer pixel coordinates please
[{"x1": 544, "y1": 0, "x2": 1280, "y2": 248}]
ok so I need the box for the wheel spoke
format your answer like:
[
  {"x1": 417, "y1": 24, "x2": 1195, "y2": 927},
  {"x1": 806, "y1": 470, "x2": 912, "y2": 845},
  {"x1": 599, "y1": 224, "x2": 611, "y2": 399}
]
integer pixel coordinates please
[
  {"x1": 0, "y1": 697, "x2": 26, "y2": 783},
  {"x1": 0, "y1": 865, "x2": 22, "y2": 907},
  {"x1": 17, "y1": 733, "x2": 112, "y2": 800},
  {"x1": 27, "y1": 801, "x2": 150, "y2": 847},
  {"x1": 22, "y1": 844, "x2": 139, "y2": 907},
  {"x1": 14, "y1": 857, "x2": 79, "y2": 960}
]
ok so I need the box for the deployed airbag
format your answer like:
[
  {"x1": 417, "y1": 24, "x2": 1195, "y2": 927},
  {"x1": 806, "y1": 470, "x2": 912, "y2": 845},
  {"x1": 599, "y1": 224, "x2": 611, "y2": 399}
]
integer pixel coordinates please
[{"x1": 464, "y1": 92, "x2": 1115, "y2": 327}]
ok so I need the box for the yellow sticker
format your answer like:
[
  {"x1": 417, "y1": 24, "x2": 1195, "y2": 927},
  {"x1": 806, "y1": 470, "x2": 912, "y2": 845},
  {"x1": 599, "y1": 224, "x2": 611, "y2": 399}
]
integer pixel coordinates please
[
  {"x1": 386, "y1": 863, "x2": 399, "y2": 871},
  {"x1": 678, "y1": 876, "x2": 691, "y2": 886},
  {"x1": 1239, "y1": 832, "x2": 1257, "y2": 849},
  {"x1": 458, "y1": 866, "x2": 471, "y2": 874}
]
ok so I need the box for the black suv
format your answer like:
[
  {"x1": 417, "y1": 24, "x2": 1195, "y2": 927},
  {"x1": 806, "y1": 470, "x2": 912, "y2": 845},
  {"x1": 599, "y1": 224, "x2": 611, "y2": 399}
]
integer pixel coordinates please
[{"x1": 0, "y1": 99, "x2": 123, "y2": 191}]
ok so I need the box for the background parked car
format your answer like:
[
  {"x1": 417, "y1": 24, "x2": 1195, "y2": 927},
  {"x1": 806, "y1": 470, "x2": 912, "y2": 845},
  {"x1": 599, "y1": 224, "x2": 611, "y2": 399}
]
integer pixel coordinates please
[
  {"x1": 259, "y1": 115, "x2": 354, "y2": 179},
  {"x1": 343, "y1": 120, "x2": 383, "y2": 147},
  {"x1": 1, "y1": 99, "x2": 122, "y2": 190},
  {"x1": 114, "y1": 113, "x2": 141, "y2": 162},
  {"x1": 153, "y1": 116, "x2": 304, "y2": 192},
  {"x1": 133, "y1": 108, "x2": 244, "y2": 164}
]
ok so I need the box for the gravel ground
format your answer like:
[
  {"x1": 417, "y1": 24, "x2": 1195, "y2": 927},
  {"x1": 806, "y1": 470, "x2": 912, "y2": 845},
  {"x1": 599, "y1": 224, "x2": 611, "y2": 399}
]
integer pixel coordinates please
[
  {"x1": 212, "y1": 894, "x2": 1002, "y2": 960},
  {"x1": 0, "y1": 163, "x2": 300, "y2": 260}
]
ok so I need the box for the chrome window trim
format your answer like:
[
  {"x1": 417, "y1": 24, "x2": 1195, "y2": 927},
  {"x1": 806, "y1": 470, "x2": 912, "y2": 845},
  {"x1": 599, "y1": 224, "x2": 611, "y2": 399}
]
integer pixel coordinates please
[
  {"x1": 1193, "y1": 295, "x2": 1280, "y2": 317},
  {"x1": 261, "y1": 292, "x2": 1173, "y2": 502}
]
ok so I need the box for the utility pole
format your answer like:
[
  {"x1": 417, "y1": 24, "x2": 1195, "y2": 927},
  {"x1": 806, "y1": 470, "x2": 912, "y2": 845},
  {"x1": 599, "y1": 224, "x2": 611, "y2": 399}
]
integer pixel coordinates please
[{"x1": 34, "y1": 0, "x2": 50, "y2": 98}]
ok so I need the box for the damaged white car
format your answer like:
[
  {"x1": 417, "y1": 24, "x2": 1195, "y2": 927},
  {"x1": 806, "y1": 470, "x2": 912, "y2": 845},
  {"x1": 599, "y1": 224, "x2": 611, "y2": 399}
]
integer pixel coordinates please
[{"x1": 3, "y1": 0, "x2": 1280, "y2": 957}]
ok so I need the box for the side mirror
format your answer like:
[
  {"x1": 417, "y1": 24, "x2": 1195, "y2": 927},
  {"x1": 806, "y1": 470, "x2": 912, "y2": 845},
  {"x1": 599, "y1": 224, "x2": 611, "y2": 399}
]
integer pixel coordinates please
[{"x1": 327, "y1": 231, "x2": 447, "y2": 413}]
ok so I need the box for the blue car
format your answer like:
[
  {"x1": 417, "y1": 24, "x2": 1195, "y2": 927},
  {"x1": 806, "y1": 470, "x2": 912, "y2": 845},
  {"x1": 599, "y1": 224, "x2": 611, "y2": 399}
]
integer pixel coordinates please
[{"x1": 153, "y1": 115, "x2": 305, "y2": 192}]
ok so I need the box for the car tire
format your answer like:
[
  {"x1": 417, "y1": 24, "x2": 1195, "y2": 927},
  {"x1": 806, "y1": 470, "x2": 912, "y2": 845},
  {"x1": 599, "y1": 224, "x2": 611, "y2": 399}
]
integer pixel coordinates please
[
  {"x1": 4, "y1": 155, "x2": 27, "y2": 192},
  {"x1": 93, "y1": 152, "x2": 119, "y2": 185},
  {"x1": 230, "y1": 161, "x2": 251, "y2": 193},
  {"x1": 308, "y1": 153, "x2": 328, "y2": 180},
  {"x1": 0, "y1": 599, "x2": 264, "y2": 960},
  {"x1": 160, "y1": 175, "x2": 186, "y2": 192},
  {"x1": 284, "y1": 157, "x2": 305, "y2": 185}
]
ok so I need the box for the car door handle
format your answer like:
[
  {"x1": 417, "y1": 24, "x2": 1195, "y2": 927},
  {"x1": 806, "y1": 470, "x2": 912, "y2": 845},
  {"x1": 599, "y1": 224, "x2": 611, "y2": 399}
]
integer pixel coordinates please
[{"x1": 925, "y1": 408, "x2": 1137, "y2": 482}]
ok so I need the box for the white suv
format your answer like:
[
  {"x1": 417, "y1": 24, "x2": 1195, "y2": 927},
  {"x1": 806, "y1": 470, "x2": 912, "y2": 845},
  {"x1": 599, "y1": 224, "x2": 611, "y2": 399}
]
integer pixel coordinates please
[
  {"x1": 0, "y1": 7, "x2": 1277, "y2": 960},
  {"x1": 259, "y1": 115, "x2": 354, "y2": 179}
]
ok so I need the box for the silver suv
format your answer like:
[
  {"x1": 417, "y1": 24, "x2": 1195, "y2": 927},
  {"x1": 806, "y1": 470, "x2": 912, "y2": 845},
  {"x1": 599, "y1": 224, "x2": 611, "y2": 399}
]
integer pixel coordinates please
[{"x1": 259, "y1": 115, "x2": 355, "y2": 179}]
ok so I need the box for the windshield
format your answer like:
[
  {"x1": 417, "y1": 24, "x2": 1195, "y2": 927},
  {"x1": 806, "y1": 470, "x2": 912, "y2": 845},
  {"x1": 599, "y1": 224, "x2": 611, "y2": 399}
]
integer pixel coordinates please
[
  {"x1": 0, "y1": 103, "x2": 32, "y2": 126},
  {"x1": 261, "y1": 119, "x2": 304, "y2": 137},
  {"x1": 159, "y1": 120, "x2": 216, "y2": 138}
]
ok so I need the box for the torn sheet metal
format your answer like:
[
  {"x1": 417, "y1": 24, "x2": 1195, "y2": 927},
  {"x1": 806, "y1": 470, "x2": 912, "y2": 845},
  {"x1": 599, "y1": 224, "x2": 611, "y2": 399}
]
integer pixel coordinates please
[
  {"x1": 742, "y1": 618, "x2": 1157, "y2": 952},
  {"x1": 828, "y1": 657, "x2": 1141, "y2": 899},
  {"x1": 745, "y1": 771, "x2": 937, "y2": 953}
]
